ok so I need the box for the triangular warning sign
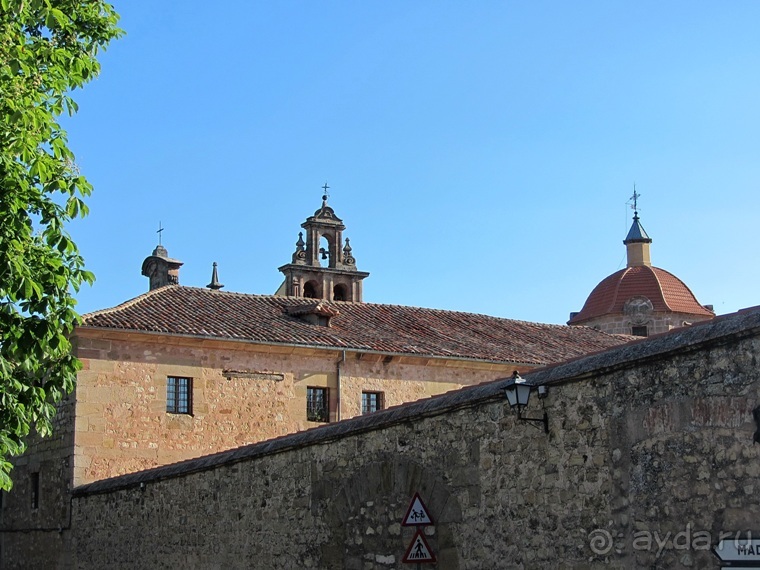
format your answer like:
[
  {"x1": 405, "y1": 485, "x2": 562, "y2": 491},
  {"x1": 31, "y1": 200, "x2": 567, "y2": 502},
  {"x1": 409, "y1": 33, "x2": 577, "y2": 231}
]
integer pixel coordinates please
[
  {"x1": 402, "y1": 529, "x2": 436, "y2": 563},
  {"x1": 402, "y1": 492, "x2": 433, "y2": 526}
]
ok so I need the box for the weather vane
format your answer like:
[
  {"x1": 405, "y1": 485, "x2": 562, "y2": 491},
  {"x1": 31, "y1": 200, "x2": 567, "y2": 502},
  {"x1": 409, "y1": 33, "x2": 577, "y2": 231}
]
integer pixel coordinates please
[
  {"x1": 157, "y1": 221, "x2": 164, "y2": 245},
  {"x1": 629, "y1": 186, "x2": 640, "y2": 213}
]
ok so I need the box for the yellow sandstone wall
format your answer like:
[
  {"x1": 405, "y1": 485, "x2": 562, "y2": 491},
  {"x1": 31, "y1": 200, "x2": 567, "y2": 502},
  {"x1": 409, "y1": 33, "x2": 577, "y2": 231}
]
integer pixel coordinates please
[{"x1": 72, "y1": 330, "x2": 519, "y2": 485}]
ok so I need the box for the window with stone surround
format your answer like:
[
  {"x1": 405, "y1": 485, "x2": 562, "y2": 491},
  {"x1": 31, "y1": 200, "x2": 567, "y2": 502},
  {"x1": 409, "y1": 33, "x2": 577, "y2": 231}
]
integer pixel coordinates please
[
  {"x1": 631, "y1": 325, "x2": 648, "y2": 337},
  {"x1": 362, "y1": 391, "x2": 384, "y2": 415},
  {"x1": 306, "y1": 387, "x2": 329, "y2": 422},
  {"x1": 166, "y1": 376, "x2": 192, "y2": 414}
]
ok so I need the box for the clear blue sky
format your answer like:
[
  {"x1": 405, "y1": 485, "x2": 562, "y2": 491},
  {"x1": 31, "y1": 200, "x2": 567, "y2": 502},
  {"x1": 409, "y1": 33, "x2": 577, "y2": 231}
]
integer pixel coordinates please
[{"x1": 66, "y1": 1, "x2": 760, "y2": 324}]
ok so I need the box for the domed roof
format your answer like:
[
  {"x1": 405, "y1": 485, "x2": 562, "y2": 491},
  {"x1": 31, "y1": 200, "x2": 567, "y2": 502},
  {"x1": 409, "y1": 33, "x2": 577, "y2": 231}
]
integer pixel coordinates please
[{"x1": 568, "y1": 265, "x2": 714, "y2": 325}]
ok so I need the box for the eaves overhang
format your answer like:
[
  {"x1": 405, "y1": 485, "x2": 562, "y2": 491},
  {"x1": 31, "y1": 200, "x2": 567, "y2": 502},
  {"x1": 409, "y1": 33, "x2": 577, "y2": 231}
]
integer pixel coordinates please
[{"x1": 72, "y1": 325, "x2": 541, "y2": 368}]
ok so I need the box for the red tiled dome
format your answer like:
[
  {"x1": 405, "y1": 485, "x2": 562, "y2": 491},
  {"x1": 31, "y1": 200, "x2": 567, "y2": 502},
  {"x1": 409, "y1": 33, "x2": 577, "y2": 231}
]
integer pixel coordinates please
[{"x1": 569, "y1": 265, "x2": 714, "y2": 325}]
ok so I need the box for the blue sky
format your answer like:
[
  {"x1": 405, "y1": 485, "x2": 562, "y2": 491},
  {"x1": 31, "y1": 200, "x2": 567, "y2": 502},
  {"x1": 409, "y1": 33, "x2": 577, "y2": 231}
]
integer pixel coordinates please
[{"x1": 65, "y1": 1, "x2": 760, "y2": 324}]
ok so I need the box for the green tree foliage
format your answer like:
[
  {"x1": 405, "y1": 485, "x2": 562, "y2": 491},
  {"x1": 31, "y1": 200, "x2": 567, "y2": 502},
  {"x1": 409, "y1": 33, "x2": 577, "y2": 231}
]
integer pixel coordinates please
[{"x1": 0, "y1": 0, "x2": 121, "y2": 489}]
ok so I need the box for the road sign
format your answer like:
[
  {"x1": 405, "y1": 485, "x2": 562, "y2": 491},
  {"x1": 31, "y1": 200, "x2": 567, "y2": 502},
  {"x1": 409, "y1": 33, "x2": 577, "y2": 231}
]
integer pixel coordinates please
[
  {"x1": 714, "y1": 538, "x2": 760, "y2": 567},
  {"x1": 402, "y1": 529, "x2": 436, "y2": 564},
  {"x1": 402, "y1": 492, "x2": 433, "y2": 526}
]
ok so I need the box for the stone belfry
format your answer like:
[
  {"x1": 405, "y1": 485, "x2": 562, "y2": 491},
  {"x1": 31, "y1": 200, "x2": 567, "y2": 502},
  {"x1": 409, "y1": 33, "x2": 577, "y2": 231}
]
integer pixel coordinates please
[{"x1": 276, "y1": 187, "x2": 369, "y2": 302}]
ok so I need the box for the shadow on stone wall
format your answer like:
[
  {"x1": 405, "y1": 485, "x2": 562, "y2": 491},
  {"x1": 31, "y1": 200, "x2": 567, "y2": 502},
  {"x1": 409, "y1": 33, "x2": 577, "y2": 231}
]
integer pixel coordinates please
[{"x1": 315, "y1": 455, "x2": 462, "y2": 569}]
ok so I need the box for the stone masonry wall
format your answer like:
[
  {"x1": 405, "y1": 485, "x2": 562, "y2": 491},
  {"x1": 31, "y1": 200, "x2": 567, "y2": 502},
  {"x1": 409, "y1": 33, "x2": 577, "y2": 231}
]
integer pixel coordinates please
[
  {"x1": 67, "y1": 312, "x2": 760, "y2": 569},
  {"x1": 71, "y1": 329, "x2": 516, "y2": 486},
  {"x1": 1, "y1": 396, "x2": 75, "y2": 569},
  {"x1": 589, "y1": 310, "x2": 713, "y2": 336}
]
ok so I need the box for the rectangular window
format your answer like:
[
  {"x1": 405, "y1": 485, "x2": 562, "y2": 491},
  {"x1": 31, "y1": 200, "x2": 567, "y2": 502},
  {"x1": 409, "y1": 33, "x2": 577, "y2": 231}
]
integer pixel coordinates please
[
  {"x1": 167, "y1": 376, "x2": 192, "y2": 414},
  {"x1": 362, "y1": 391, "x2": 384, "y2": 415},
  {"x1": 306, "y1": 387, "x2": 329, "y2": 422},
  {"x1": 631, "y1": 325, "x2": 648, "y2": 337},
  {"x1": 30, "y1": 472, "x2": 39, "y2": 510}
]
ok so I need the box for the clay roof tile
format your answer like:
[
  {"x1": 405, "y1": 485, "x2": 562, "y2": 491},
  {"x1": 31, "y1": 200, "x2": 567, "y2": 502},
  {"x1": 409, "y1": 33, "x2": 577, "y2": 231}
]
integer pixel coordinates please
[
  {"x1": 569, "y1": 266, "x2": 714, "y2": 324},
  {"x1": 80, "y1": 286, "x2": 628, "y2": 366}
]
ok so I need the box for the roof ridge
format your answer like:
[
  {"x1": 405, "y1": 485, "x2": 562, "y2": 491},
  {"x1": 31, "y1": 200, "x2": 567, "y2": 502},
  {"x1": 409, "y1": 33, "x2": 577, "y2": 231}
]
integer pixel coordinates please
[
  {"x1": 649, "y1": 265, "x2": 714, "y2": 316},
  {"x1": 87, "y1": 286, "x2": 589, "y2": 329},
  {"x1": 82, "y1": 285, "x2": 179, "y2": 320},
  {"x1": 646, "y1": 264, "x2": 673, "y2": 312},
  {"x1": 608, "y1": 267, "x2": 631, "y2": 315}
]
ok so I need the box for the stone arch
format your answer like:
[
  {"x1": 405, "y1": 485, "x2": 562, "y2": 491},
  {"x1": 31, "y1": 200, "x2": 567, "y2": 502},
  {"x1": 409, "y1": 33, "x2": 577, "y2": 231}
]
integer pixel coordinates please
[
  {"x1": 333, "y1": 283, "x2": 348, "y2": 302},
  {"x1": 303, "y1": 280, "x2": 320, "y2": 299},
  {"x1": 315, "y1": 455, "x2": 462, "y2": 568}
]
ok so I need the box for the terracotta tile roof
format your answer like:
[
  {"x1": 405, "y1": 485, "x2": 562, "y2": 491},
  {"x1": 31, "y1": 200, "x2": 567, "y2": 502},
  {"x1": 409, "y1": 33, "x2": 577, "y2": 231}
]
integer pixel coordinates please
[
  {"x1": 80, "y1": 286, "x2": 628, "y2": 366},
  {"x1": 569, "y1": 265, "x2": 714, "y2": 324}
]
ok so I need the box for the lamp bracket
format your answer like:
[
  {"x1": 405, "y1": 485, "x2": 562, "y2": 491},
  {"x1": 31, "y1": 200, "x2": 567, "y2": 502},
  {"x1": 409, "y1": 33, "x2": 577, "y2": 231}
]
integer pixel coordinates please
[{"x1": 517, "y1": 409, "x2": 549, "y2": 434}]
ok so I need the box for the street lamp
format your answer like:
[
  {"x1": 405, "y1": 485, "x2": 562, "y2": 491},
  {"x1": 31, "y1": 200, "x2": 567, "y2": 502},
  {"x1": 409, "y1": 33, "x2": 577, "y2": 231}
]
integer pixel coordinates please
[{"x1": 504, "y1": 371, "x2": 549, "y2": 434}]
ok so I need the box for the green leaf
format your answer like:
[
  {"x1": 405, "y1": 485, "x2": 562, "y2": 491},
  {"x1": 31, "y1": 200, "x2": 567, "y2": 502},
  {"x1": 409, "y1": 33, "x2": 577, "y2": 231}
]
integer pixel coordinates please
[
  {"x1": 0, "y1": 0, "x2": 122, "y2": 489},
  {"x1": 49, "y1": 8, "x2": 69, "y2": 28}
]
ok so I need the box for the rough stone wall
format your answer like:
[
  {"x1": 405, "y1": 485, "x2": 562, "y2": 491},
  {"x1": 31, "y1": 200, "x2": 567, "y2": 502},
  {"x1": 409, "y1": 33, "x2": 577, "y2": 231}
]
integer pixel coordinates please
[
  {"x1": 1, "y1": 396, "x2": 75, "y2": 569},
  {"x1": 72, "y1": 330, "x2": 515, "y2": 486},
  {"x1": 66, "y1": 321, "x2": 760, "y2": 569},
  {"x1": 600, "y1": 334, "x2": 760, "y2": 568},
  {"x1": 71, "y1": 401, "x2": 584, "y2": 570}
]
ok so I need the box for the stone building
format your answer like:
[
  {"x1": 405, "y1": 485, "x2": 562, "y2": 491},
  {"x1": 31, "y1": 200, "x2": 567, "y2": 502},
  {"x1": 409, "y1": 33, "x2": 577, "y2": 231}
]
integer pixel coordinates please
[
  {"x1": 8, "y1": 304, "x2": 760, "y2": 569},
  {"x1": 0, "y1": 197, "x2": 629, "y2": 568},
  {"x1": 568, "y1": 203, "x2": 714, "y2": 336}
]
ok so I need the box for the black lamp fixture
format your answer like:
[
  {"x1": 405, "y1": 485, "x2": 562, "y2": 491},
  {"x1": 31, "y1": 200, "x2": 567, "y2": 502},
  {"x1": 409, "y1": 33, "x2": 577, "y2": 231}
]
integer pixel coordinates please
[{"x1": 504, "y1": 371, "x2": 549, "y2": 434}]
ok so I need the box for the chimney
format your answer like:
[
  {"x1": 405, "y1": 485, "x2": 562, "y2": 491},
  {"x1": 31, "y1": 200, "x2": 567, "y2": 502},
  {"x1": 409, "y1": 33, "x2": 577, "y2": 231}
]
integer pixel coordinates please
[{"x1": 141, "y1": 244, "x2": 183, "y2": 291}]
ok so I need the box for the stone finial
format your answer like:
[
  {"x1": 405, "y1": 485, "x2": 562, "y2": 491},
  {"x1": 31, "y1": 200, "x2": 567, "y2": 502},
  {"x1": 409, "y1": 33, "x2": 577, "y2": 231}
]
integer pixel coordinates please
[
  {"x1": 292, "y1": 232, "x2": 307, "y2": 264},
  {"x1": 343, "y1": 238, "x2": 355, "y2": 266},
  {"x1": 207, "y1": 262, "x2": 224, "y2": 290}
]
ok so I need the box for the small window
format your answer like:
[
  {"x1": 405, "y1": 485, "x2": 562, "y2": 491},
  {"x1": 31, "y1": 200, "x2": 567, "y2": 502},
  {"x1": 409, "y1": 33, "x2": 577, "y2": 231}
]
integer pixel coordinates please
[
  {"x1": 631, "y1": 326, "x2": 648, "y2": 337},
  {"x1": 307, "y1": 387, "x2": 329, "y2": 422},
  {"x1": 167, "y1": 376, "x2": 193, "y2": 414},
  {"x1": 362, "y1": 391, "x2": 384, "y2": 415},
  {"x1": 30, "y1": 472, "x2": 39, "y2": 510}
]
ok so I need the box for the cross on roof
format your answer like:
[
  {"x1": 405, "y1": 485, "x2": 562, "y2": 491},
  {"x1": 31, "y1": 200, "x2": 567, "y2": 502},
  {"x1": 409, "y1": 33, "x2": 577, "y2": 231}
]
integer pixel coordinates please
[{"x1": 157, "y1": 221, "x2": 164, "y2": 245}]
